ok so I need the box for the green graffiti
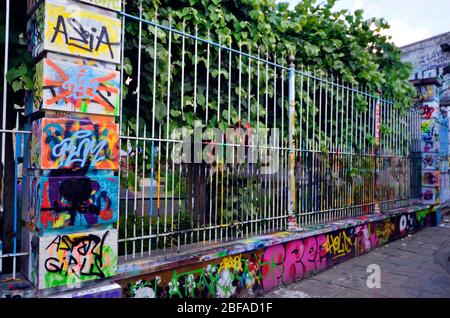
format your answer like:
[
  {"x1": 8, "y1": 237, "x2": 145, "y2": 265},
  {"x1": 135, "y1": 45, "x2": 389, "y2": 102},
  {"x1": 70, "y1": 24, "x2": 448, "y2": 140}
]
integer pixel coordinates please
[
  {"x1": 416, "y1": 209, "x2": 429, "y2": 224},
  {"x1": 127, "y1": 253, "x2": 263, "y2": 298},
  {"x1": 44, "y1": 244, "x2": 117, "y2": 288}
]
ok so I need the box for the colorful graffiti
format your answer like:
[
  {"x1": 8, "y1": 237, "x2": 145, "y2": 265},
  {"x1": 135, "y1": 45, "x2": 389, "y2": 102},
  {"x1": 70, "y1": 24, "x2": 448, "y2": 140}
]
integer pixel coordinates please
[
  {"x1": 416, "y1": 84, "x2": 439, "y2": 102},
  {"x1": 422, "y1": 187, "x2": 439, "y2": 205},
  {"x1": 419, "y1": 103, "x2": 438, "y2": 119},
  {"x1": 31, "y1": 117, "x2": 119, "y2": 170},
  {"x1": 26, "y1": 170, "x2": 118, "y2": 230},
  {"x1": 29, "y1": 0, "x2": 121, "y2": 63},
  {"x1": 79, "y1": 0, "x2": 122, "y2": 11},
  {"x1": 32, "y1": 58, "x2": 120, "y2": 116},
  {"x1": 421, "y1": 120, "x2": 437, "y2": 152},
  {"x1": 38, "y1": 229, "x2": 118, "y2": 289},
  {"x1": 123, "y1": 253, "x2": 264, "y2": 298},
  {"x1": 27, "y1": 3, "x2": 44, "y2": 56},
  {"x1": 422, "y1": 171, "x2": 440, "y2": 186},
  {"x1": 120, "y1": 210, "x2": 432, "y2": 298},
  {"x1": 23, "y1": 0, "x2": 122, "y2": 292},
  {"x1": 422, "y1": 153, "x2": 437, "y2": 170}
]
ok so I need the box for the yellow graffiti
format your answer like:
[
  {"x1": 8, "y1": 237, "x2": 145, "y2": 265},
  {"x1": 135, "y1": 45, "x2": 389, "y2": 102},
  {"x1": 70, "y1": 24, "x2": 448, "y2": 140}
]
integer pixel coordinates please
[
  {"x1": 45, "y1": 2, "x2": 121, "y2": 63},
  {"x1": 323, "y1": 231, "x2": 353, "y2": 259},
  {"x1": 377, "y1": 220, "x2": 395, "y2": 241},
  {"x1": 53, "y1": 213, "x2": 71, "y2": 228},
  {"x1": 218, "y1": 255, "x2": 243, "y2": 273}
]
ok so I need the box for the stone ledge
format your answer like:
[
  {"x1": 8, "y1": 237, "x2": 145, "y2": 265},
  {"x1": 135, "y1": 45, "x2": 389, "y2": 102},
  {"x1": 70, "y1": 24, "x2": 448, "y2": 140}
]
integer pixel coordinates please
[
  {"x1": 114, "y1": 203, "x2": 434, "y2": 282},
  {"x1": 32, "y1": 202, "x2": 435, "y2": 297}
]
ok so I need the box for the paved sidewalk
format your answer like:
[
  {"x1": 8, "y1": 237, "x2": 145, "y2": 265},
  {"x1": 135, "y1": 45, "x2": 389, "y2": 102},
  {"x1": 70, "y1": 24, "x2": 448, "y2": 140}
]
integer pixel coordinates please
[{"x1": 263, "y1": 216, "x2": 450, "y2": 298}]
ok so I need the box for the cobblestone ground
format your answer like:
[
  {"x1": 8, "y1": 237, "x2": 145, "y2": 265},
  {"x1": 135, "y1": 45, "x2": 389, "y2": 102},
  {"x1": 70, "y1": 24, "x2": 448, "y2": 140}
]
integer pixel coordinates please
[{"x1": 263, "y1": 215, "x2": 450, "y2": 298}]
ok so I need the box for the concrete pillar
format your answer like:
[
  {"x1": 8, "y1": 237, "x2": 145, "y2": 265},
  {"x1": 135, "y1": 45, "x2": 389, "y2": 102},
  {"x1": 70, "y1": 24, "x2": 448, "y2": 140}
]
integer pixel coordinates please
[
  {"x1": 413, "y1": 78, "x2": 444, "y2": 225},
  {"x1": 22, "y1": 0, "x2": 122, "y2": 291}
]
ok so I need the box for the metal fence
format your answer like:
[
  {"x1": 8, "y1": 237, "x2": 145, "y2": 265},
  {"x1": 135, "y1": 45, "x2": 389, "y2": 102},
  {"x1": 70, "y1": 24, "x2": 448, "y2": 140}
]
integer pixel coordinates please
[
  {"x1": 115, "y1": 8, "x2": 422, "y2": 260},
  {"x1": 0, "y1": 1, "x2": 422, "y2": 276}
]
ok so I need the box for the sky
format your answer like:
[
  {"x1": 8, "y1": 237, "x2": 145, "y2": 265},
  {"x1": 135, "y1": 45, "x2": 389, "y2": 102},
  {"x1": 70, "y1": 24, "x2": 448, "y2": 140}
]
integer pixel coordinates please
[{"x1": 276, "y1": 0, "x2": 450, "y2": 47}]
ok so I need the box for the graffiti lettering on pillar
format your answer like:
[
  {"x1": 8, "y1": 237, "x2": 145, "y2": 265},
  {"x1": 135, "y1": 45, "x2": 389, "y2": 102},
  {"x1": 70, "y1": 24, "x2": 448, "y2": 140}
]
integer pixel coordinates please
[
  {"x1": 32, "y1": 58, "x2": 120, "y2": 116},
  {"x1": 27, "y1": 4, "x2": 44, "y2": 55},
  {"x1": 422, "y1": 171, "x2": 439, "y2": 186},
  {"x1": 38, "y1": 2, "x2": 121, "y2": 63},
  {"x1": 41, "y1": 229, "x2": 118, "y2": 288},
  {"x1": 422, "y1": 188, "x2": 439, "y2": 205},
  {"x1": 420, "y1": 104, "x2": 436, "y2": 119},
  {"x1": 32, "y1": 118, "x2": 119, "y2": 170},
  {"x1": 422, "y1": 154, "x2": 437, "y2": 170},
  {"x1": 417, "y1": 85, "x2": 438, "y2": 102},
  {"x1": 421, "y1": 121, "x2": 436, "y2": 152}
]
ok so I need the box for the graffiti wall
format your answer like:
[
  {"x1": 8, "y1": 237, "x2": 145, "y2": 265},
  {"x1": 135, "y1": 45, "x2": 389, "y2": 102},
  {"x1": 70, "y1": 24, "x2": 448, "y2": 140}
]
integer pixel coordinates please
[
  {"x1": 27, "y1": 0, "x2": 121, "y2": 63},
  {"x1": 416, "y1": 85, "x2": 440, "y2": 103},
  {"x1": 401, "y1": 31, "x2": 450, "y2": 81},
  {"x1": 420, "y1": 120, "x2": 438, "y2": 153},
  {"x1": 24, "y1": 228, "x2": 118, "y2": 289},
  {"x1": 30, "y1": 57, "x2": 120, "y2": 116},
  {"x1": 119, "y1": 210, "x2": 432, "y2": 298},
  {"x1": 416, "y1": 90, "x2": 443, "y2": 206},
  {"x1": 23, "y1": 172, "x2": 118, "y2": 231},
  {"x1": 30, "y1": 118, "x2": 119, "y2": 170}
]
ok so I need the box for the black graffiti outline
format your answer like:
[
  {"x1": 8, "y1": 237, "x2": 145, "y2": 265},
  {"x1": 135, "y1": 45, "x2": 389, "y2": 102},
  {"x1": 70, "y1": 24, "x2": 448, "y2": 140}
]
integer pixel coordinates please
[
  {"x1": 51, "y1": 15, "x2": 116, "y2": 59},
  {"x1": 44, "y1": 230, "x2": 109, "y2": 279}
]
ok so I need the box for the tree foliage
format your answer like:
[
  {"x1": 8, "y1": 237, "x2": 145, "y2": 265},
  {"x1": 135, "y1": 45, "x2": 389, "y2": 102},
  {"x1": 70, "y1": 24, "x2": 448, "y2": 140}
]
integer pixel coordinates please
[{"x1": 120, "y1": 0, "x2": 415, "y2": 160}]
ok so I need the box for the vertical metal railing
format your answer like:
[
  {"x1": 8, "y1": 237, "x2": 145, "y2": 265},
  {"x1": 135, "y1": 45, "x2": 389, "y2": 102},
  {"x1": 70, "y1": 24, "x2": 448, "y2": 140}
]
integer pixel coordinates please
[
  {"x1": 0, "y1": 0, "x2": 31, "y2": 279},
  {"x1": 114, "y1": 7, "x2": 422, "y2": 259},
  {"x1": 0, "y1": 1, "x2": 423, "y2": 270},
  {"x1": 117, "y1": 8, "x2": 294, "y2": 258}
]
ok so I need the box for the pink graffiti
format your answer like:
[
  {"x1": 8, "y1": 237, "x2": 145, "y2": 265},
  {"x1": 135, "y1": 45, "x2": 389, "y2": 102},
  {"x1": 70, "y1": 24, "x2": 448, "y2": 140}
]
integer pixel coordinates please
[
  {"x1": 262, "y1": 235, "x2": 326, "y2": 290},
  {"x1": 282, "y1": 240, "x2": 304, "y2": 285},
  {"x1": 261, "y1": 245, "x2": 285, "y2": 290},
  {"x1": 423, "y1": 189, "x2": 434, "y2": 201},
  {"x1": 355, "y1": 223, "x2": 379, "y2": 254}
]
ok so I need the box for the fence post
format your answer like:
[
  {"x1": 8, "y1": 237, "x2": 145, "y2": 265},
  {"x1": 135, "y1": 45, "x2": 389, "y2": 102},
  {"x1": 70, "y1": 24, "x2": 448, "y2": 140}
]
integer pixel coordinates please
[
  {"x1": 374, "y1": 93, "x2": 382, "y2": 214},
  {"x1": 22, "y1": 0, "x2": 122, "y2": 292},
  {"x1": 287, "y1": 56, "x2": 302, "y2": 231}
]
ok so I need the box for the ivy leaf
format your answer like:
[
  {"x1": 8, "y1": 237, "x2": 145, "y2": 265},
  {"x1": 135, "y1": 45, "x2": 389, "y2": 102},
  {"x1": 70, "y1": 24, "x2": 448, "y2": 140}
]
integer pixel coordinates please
[{"x1": 11, "y1": 81, "x2": 22, "y2": 92}]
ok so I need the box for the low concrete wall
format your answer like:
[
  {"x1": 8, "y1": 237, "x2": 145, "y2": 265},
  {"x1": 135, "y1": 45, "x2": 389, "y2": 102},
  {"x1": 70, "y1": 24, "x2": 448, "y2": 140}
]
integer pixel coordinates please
[
  {"x1": 3, "y1": 204, "x2": 438, "y2": 298},
  {"x1": 115, "y1": 205, "x2": 437, "y2": 298}
]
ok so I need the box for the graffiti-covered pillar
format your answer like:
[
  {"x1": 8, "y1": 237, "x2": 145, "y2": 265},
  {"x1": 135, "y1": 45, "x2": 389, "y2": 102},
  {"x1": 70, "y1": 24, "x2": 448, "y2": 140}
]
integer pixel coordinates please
[
  {"x1": 22, "y1": 0, "x2": 122, "y2": 291},
  {"x1": 435, "y1": 66, "x2": 450, "y2": 224},
  {"x1": 413, "y1": 78, "x2": 445, "y2": 223}
]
